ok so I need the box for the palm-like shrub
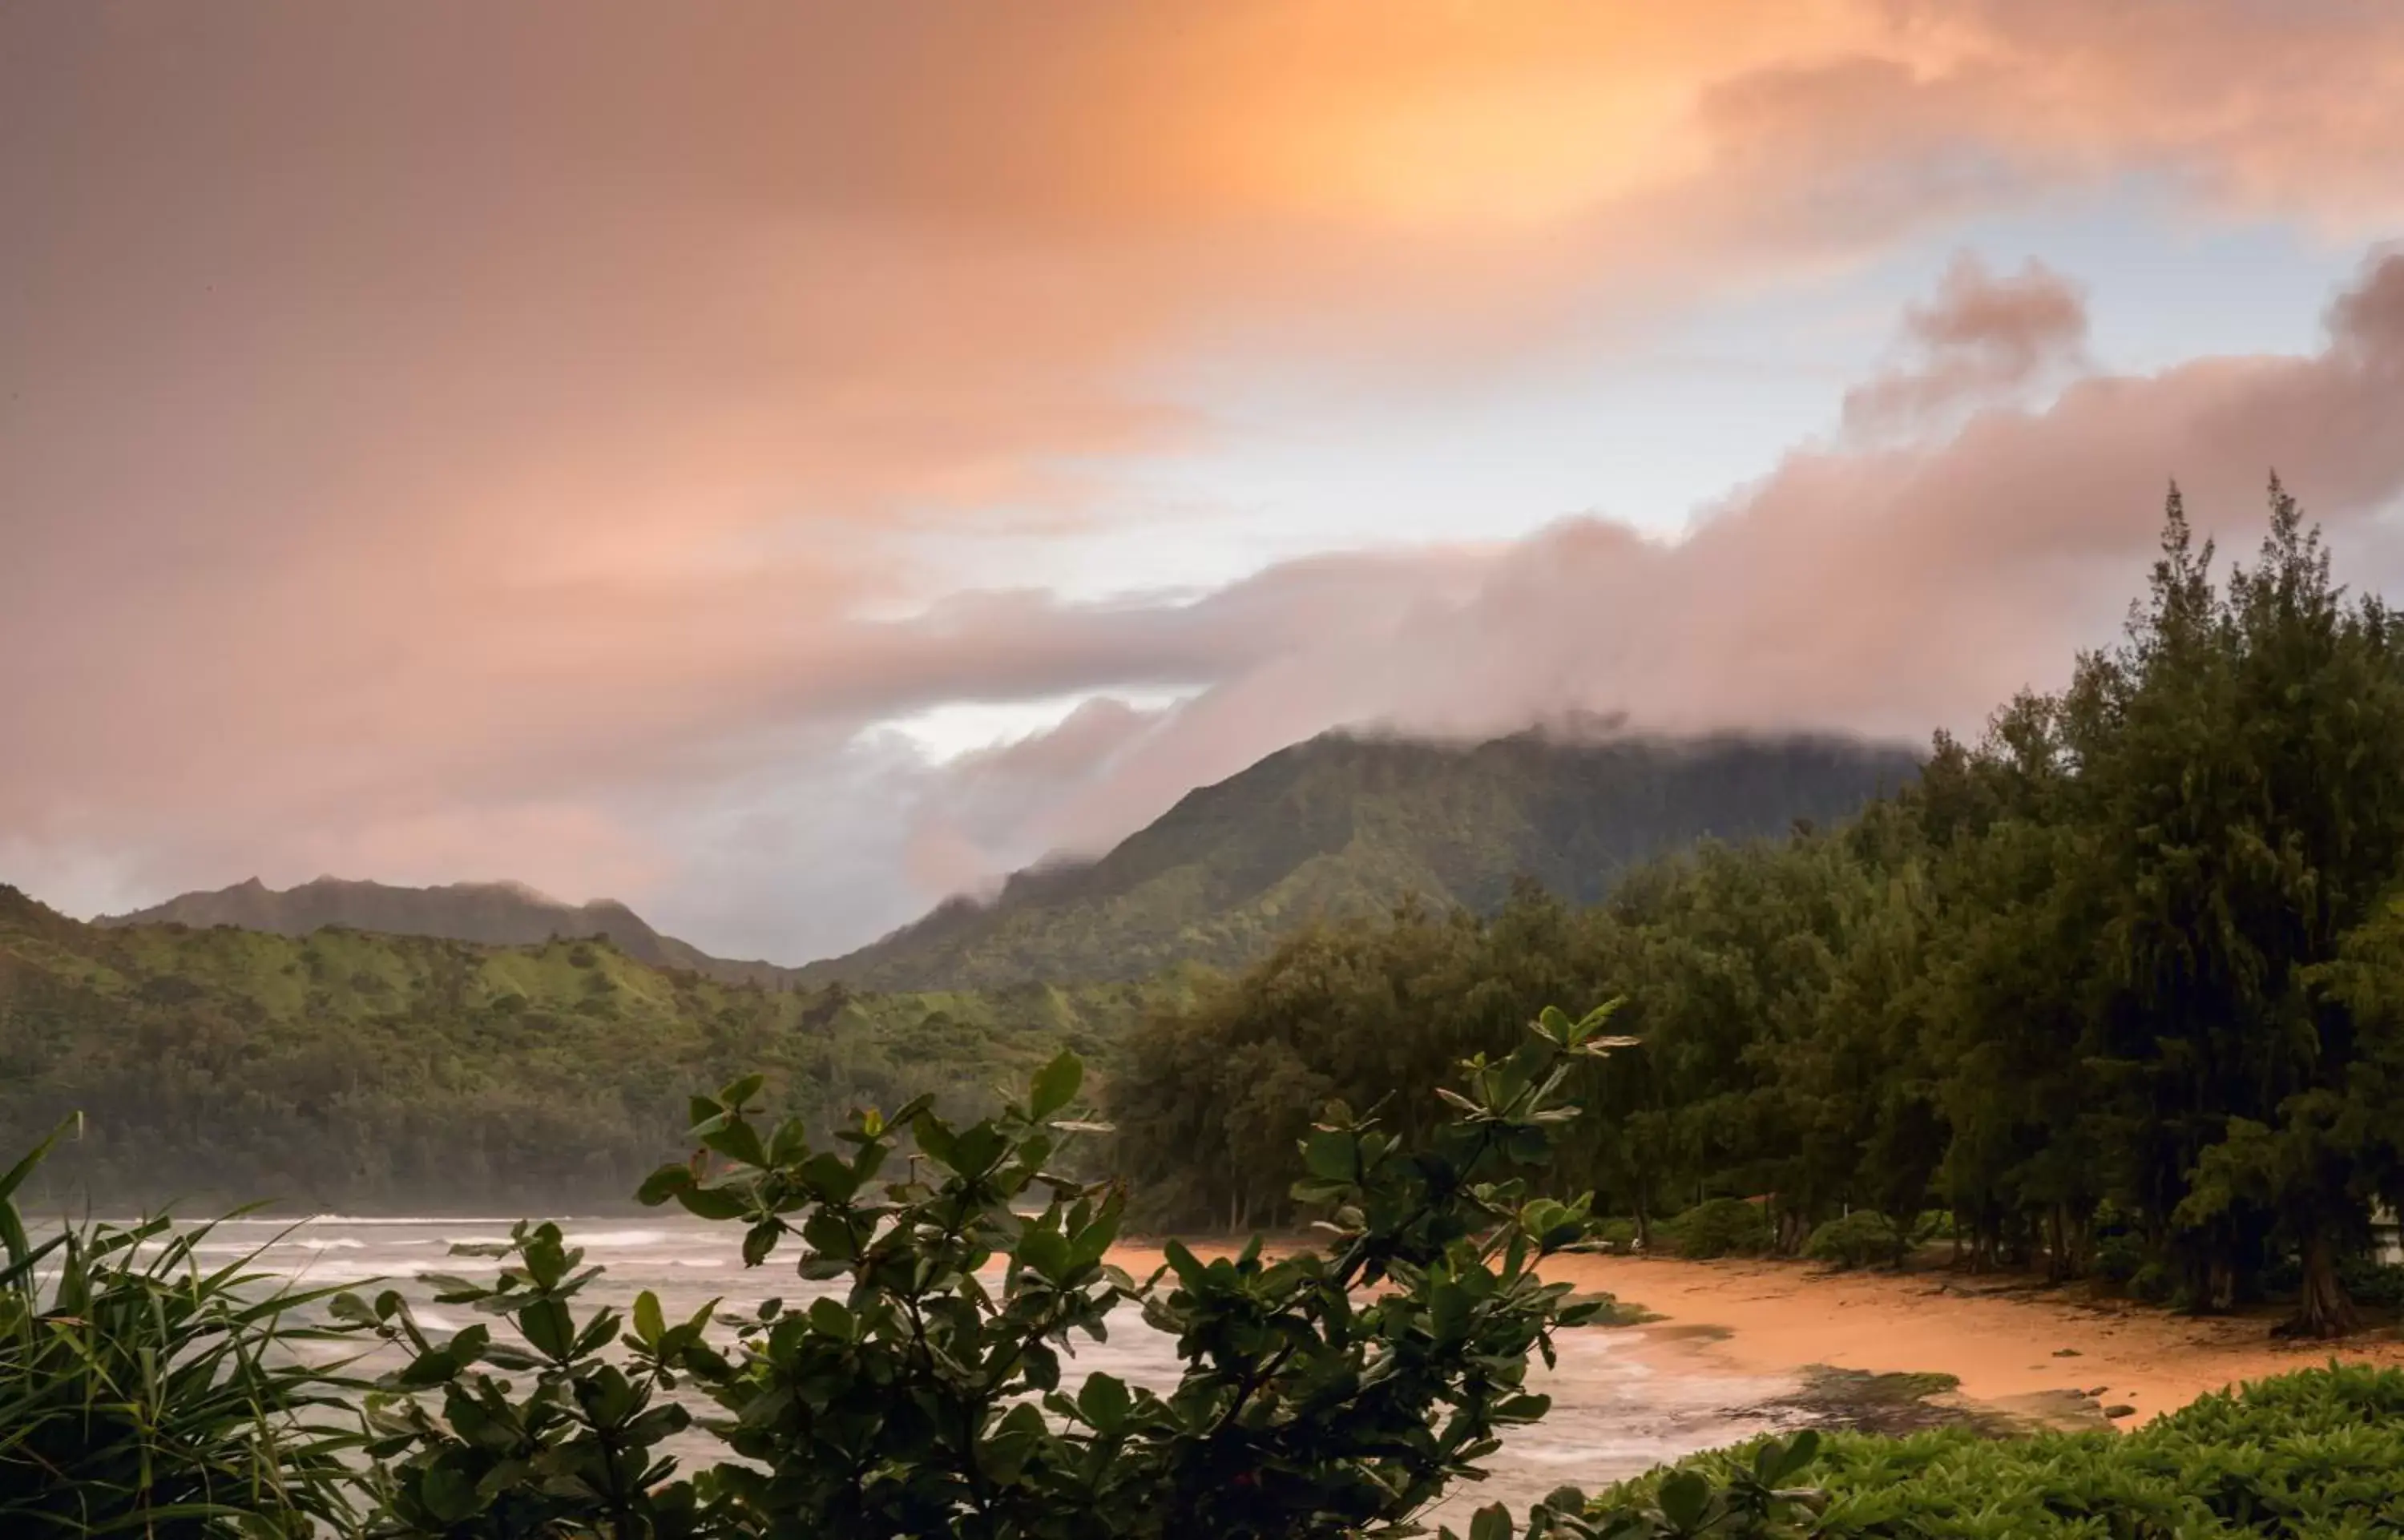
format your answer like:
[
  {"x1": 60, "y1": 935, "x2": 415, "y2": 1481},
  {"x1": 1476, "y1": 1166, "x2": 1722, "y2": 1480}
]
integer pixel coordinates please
[{"x1": 0, "y1": 1118, "x2": 362, "y2": 1537}]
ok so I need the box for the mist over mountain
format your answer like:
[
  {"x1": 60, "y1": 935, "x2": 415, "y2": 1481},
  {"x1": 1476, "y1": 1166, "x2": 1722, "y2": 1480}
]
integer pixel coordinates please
[{"x1": 806, "y1": 727, "x2": 1923, "y2": 991}]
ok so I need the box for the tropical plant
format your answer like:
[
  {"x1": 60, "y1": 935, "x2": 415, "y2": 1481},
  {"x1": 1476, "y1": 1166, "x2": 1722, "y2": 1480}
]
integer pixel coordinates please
[
  {"x1": 344, "y1": 1220, "x2": 713, "y2": 1539},
  {"x1": 351, "y1": 1003, "x2": 1637, "y2": 1537},
  {"x1": 0, "y1": 1117, "x2": 363, "y2": 1537}
]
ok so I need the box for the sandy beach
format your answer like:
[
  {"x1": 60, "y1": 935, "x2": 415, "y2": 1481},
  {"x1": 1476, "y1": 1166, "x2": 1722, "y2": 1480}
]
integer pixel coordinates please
[
  {"x1": 1549, "y1": 1255, "x2": 2404, "y2": 1426},
  {"x1": 1110, "y1": 1240, "x2": 2404, "y2": 1429}
]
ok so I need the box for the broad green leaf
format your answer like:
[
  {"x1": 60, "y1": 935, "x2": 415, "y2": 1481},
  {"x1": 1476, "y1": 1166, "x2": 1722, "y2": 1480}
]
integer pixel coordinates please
[{"x1": 1030, "y1": 1049, "x2": 1084, "y2": 1120}]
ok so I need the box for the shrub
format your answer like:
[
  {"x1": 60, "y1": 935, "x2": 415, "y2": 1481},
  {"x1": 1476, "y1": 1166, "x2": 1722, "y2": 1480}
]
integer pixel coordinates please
[
  {"x1": 1585, "y1": 1361, "x2": 2404, "y2": 1537},
  {"x1": 1, "y1": 1118, "x2": 362, "y2": 1537},
  {"x1": 1663, "y1": 1199, "x2": 1771, "y2": 1260},
  {"x1": 2336, "y1": 1252, "x2": 2404, "y2": 1308},
  {"x1": 1801, "y1": 1211, "x2": 1902, "y2": 1271},
  {"x1": 2129, "y1": 1260, "x2": 2176, "y2": 1304},
  {"x1": 2091, "y1": 1230, "x2": 2146, "y2": 1286},
  {"x1": 349, "y1": 1003, "x2": 1638, "y2": 1538},
  {"x1": 1596, "y1": 1217, "x2": 1640, "y2": 1253}
]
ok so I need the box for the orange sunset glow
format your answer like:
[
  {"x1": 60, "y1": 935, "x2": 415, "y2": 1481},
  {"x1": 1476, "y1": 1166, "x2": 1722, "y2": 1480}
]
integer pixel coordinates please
[{"x1": 6, "y1": 0, "x2": 2404, "y2": 958}]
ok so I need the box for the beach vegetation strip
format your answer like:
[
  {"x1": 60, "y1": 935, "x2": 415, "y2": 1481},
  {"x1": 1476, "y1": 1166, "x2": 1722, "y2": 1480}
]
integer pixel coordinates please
[{"x1": 1586, "y1": 1360, "x2": 2404, "y2": 1537}]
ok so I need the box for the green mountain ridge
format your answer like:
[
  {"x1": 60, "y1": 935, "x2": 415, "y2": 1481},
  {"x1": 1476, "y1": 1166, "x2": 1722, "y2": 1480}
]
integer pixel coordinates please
[
  {"x1": 99, "y1": 874, "x2": 801, "y2": 987},
  {"x1": 0, "y1": 883, "x2": 1185, "y2": 1210},
  {"x1": 806, "y1": 727, "x2": 1925, "y2": 990}
]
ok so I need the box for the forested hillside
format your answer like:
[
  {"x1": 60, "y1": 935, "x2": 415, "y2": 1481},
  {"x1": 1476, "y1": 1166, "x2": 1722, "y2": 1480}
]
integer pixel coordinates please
[
  {"x1": 99, "y1": 875, "x2": 800, "y2": 986},
  {"x1": 1111, "y1": 485, "x2": 2404, "y2": 1335},
  {"x1": 811, "y1": 728, "x2": 1920, "y2": 990},
  {"x1": 0, "y1": 889, "x2": 1189, "y2": 1211}
]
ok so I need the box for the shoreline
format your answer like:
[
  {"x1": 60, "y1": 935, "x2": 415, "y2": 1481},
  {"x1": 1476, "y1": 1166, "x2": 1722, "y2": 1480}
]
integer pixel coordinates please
[{"x1": 1107, "y1": 1240, "x2": 2404, "y2": 1429}]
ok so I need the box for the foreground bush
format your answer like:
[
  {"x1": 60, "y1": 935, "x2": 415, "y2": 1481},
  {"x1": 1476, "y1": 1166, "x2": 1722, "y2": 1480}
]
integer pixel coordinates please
[
  {"x1": 0, "y1": 1118, "x2": 361, "y2": 1537},
  {"x1": 349, "y1": 1004, "x2": 1638, "y2": 1538},
  {"x1": 1588, "y1": 1360, "x2": 2404, "y2": 1537},
  {"x1": 1663, "y1": 1199, "x2": 1772, "y2": 1260},
  {"x1": 1802, "y1": 1211, "x2": 1902, "y2": 1271}
]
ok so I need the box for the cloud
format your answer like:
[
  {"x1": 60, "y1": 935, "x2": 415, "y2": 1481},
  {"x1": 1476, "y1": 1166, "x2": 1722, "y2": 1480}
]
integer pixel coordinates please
[
  {"x1": 1841, "y1": 255, "x2": 2091, "y2": 438},
  {"x1": 8, "y1": 4, "x2": 2404, "y2": 955},
  {"x1": 898, "y1": 253, "x2": 2404, "y2": 893}
]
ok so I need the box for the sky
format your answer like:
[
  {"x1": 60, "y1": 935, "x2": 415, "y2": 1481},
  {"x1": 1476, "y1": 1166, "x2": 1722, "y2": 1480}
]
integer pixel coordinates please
[{"x1": 6, "y1": 1, "x2": 2404, "y2": 962}]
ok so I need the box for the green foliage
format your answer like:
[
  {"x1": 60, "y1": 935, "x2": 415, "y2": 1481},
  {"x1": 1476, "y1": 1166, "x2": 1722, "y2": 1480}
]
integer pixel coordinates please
[
  {"x1": 344, "y1": 1222, "x2": 710, "y2": 1538},
  {"x1": 809, "y1": 733, "x2": 1918, "y2": 992},
  {"x1": 1587, "y1": 1361, "x2": 2404, "y2": 1537},
  {"x1": 1663, "y1": 1200, "x2": 1773, "y2": 1261},
  {"x1": 2336, "y1": 1254, "x2": 2404, "y2": 1309},
  {"x1": 2091, "y1": 1231, "x2": 2146, "y2": 1287},
  {"x1": 0, "y1": 1119, "x2": 363, "y2": 1536},
  {"x1": 0, "y1": 890, "x2": 1187, "y2": 1210},
  {"x1": 1801, "y1": 1211, "x2": 1902, "y2": 1271},
  {"x1": 357, "y1": 1013, "x2": 1632, "y2": 1538}
]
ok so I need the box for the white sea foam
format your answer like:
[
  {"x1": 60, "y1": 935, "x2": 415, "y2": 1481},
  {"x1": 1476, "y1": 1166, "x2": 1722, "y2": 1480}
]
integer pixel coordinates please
[{"x1": 209, "y1": 1215, "x2": 532, "y2": 1227}]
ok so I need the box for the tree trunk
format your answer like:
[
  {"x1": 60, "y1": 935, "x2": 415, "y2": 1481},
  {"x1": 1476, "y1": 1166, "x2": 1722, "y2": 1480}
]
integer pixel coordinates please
[
  {"x1": 2285, "y1": 1231, "x2": 2362, "y2": 1338},
  {"x1": 2206, "y1": 1254, "x2": 2237, "y2": 1314}
]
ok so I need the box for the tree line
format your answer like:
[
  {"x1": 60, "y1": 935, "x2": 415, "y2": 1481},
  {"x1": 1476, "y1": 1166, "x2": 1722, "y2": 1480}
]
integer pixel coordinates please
[{"x1": 1109, "y1": 483, "x2": 2404, "y2": 1335}]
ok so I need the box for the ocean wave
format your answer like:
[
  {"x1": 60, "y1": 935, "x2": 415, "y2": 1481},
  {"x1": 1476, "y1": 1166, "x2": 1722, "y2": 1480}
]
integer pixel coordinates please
[
  {"x1": 210, "y1": 1215, "x2": 534, "y2": 1227},
  {"x1": 565, "y1": 1228, "x2": 668, "y2": 1248}
]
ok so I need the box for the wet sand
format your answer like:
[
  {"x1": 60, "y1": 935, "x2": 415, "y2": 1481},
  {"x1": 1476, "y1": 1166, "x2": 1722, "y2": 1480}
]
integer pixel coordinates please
[{"x1": 1109, "y1": 1240, "x2": 2404, "y2": 1429}]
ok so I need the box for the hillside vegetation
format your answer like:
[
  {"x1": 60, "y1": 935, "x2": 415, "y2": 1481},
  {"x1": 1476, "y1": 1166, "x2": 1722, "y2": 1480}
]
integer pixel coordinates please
[
  {"x1": 810, "y1": 729, "x2": 1920, "y2": 990},
  {"x1": 3, "y1": 729, "x2": 1914, "y2": 1210},
  {"x1": 0, "y1": 889, "x2": 1189, "y2": 1211}
]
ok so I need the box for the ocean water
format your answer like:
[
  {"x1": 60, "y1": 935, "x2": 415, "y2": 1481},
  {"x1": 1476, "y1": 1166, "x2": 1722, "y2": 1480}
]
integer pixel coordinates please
[{"x1": 119, "y1": 1214, "x2": 1809, "y2": 1526}]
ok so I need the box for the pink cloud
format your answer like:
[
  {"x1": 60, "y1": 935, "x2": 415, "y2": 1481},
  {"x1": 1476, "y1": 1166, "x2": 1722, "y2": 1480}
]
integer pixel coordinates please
[
  {"x1": 905, "y1": 254, "x2": 2404, "y2": 893},
  {"x1": 1842, "y1": 254, "x2": 2091, "y2": 438}
]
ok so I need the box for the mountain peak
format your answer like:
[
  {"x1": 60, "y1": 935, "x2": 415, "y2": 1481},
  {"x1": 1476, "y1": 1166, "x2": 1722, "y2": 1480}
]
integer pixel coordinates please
[
  {"x1": 93, "y1": 875, "x2": 789, "y2": 987},
  {"x1": 804, "y1": 726, "x2": 1922, "y2": 992}
]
